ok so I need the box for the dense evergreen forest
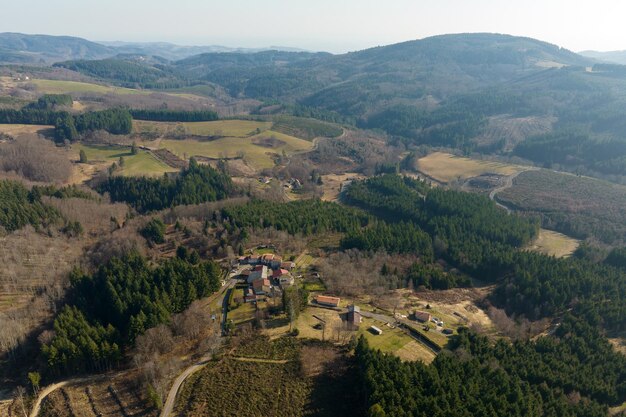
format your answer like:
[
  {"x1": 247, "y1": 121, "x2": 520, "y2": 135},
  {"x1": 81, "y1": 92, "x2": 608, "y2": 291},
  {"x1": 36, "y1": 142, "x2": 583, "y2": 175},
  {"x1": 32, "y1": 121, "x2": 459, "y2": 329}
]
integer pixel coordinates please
[
  {"x1": 97, "y1": 159, "x2": 234, "y2": 213},
  {"x1": 220, "y1": 199, "x2": 369, "y2": 236},
  {"x1": 343, "y1": 175, "x2": 539, "y2": 278},
  {"x1": 355, "y1": 316, "x2": 626, "y2": 417},
  {"x1": 53, "y1": 58, "x2": 191, "y2": 89},
  {"x1": 0, "y1": 106, "x2": 132, "y2": 142},
  {"x1": 129, "y1": 108, "x2": 218, "y2": 122},
  {"x1": 42, "y1": 252, "x2": 221, "y2": 375},
  {"x1": 0, "y1": 180, "x2": 59, "y2": 232}
]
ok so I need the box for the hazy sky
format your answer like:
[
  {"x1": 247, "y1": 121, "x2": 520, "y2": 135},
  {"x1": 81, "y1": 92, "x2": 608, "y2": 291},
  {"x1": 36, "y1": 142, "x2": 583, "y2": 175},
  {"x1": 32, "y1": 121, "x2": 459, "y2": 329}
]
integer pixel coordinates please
[{"x1": 4, "y1": 0, "x2": 626, "y2": 53}]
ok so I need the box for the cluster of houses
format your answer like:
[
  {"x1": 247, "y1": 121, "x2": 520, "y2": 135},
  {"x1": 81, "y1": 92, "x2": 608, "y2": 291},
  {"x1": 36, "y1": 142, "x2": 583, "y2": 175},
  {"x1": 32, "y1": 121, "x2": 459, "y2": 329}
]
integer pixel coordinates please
[{"x1": 239, "y1": 253, "x2": 296, "y2": 303}]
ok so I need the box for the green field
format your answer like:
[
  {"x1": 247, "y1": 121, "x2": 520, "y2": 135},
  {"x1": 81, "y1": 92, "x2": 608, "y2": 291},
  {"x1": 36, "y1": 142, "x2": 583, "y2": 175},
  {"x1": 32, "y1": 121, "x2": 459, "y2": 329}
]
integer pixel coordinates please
[
  {"x1": 74, "y1": 144, "x2": 177, "y2": 177},
  {"x1": 159, "y1": 130, "x2": 313, "y2": 169},
  {"x1": 271, "y1": 116, "x2": 343, "y2": 140},
  {"x1": 358, "y1": 317, "x2": 435, "y2": 363},
  {"x1": 29, "y1": 79, "x2": 146, "y2": 95},
  {"x1": 134, "y1": 119, "x2": 273, "y2": 138}
]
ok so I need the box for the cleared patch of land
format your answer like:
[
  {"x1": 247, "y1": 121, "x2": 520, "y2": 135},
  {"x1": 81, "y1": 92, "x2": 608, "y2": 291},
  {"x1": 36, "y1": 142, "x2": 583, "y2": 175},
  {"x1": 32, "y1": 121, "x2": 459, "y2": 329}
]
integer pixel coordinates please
[
  {"x1": 473, "y1": 115, "x2": 555, "y2": 152},
  {"x1": 320, "y1": 173, "x2": 366, "y2": 201},
  {"x1": 497, "y1": 169, "x2": 626, "y2": 244},
  {"x1": 73, "y1": 144, "x2": 178, "y2": 177},
  {"x1": 28, "y1": 79, "x2": 146, "y2": 95},
  {"x1": 416, "y1": 152, "x2": 526, "y2": 183},
  {"x1": 526, "y1": 228, "x2": 579, "y2": 258},
  {"x1": 0, "y1": 124, "x2": 53, "y2": 136}
]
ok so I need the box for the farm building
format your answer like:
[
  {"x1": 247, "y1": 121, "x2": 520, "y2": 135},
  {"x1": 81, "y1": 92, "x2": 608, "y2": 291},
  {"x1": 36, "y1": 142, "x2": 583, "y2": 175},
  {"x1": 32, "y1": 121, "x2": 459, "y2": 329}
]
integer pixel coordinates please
[
  {"x1": 315, "y1": 295, "x2": 341, "y2": 308},
  {"x1": 248, "y1": 265, "x2": 268, "y2": 283},
  {"x1": 252, "y1": 278, "x2": 272, "y2": 295},
  {"x1": 347, "y1": 304, "x2": 362, "y2": 328},
  {"x1": 414, "y1": 310, "x2": 432, "y2": 323},
  {"x1": 369, "y1": 325, "x2": 383, "y2": 335}
]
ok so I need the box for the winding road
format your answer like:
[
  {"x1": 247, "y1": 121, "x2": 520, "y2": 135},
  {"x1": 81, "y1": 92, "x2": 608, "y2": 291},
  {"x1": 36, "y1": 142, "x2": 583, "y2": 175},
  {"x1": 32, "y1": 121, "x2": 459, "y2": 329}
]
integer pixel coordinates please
[{"x1": 488, "y1": 169, "x2": 536, "y2": 213}]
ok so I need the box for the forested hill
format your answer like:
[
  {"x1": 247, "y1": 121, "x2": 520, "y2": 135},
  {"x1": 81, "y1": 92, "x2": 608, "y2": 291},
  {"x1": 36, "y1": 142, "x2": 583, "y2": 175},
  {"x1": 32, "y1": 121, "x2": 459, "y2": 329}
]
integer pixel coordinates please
[
  {"x1": 0, "y1": 32, "x2": 114, "y2": 63},
  {"x1": 171, "y1": 33, "x2": 592, "y2": 102}
]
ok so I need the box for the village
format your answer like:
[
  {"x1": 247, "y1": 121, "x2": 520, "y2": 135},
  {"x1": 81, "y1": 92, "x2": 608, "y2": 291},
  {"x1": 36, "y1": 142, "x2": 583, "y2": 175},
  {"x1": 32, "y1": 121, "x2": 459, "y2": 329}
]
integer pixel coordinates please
[{"x1": 223, "y1": 248, "x2": 484, "y2": 363}]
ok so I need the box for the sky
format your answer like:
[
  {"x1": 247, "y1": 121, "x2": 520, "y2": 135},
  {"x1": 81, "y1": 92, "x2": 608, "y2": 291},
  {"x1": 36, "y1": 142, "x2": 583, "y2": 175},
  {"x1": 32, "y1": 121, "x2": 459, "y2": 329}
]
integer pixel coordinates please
[{"x1": 3, "y1": 0, "x2": 626, "y2": 53}]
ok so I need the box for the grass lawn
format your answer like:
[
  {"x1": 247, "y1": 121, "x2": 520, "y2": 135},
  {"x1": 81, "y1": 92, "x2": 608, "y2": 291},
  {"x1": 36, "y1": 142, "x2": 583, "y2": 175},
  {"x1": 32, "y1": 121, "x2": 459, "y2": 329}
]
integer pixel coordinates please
[
  {"x1": 526, "y1": 228, "x2": 580, "y2": 258},
  {"x1": 228, "y1": 288, "x2": 258, "y2": 325},
  {"x1": 159, "y1": 130, "x2": 313, "y2": 170},
  {"x1": 303, "y1": 280, "x2": 326, "y2": 292},
  {"x1": 74, "y1": 144, "x2": 177, "y2": 177},
  {"x1": 30, "y1": 79, "x2": 146, "y2": 95},
  {"x1": 358, "y1": 318, "x2": 435, "y2": 363},
  {"x1": 416, "y1": 152, "x2": 527, "y2": 183}
]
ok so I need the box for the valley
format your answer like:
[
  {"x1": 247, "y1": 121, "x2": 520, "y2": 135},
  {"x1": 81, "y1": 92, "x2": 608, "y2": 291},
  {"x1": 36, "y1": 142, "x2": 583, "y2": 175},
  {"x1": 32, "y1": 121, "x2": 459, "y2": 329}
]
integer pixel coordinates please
[{"x1": 1, "y1": 28, "x2": 626, "y2": 417}]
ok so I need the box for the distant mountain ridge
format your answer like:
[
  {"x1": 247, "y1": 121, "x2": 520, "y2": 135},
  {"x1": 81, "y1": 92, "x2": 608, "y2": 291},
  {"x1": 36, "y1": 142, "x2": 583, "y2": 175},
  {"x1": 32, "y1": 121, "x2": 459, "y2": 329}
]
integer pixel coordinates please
[
  {"x1": 580, "y1": 50, "x2": 626, "y2": 65},
  {"x1": 0, "y1": 33, "x2": 314, "y2": 64}
]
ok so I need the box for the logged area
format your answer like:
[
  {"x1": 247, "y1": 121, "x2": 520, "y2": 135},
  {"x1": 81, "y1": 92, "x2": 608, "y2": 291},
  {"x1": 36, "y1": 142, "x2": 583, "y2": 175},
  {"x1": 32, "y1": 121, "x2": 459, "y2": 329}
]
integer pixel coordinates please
[{"x1": 498, "y1": 169, "x2": 626, "y2": 243}]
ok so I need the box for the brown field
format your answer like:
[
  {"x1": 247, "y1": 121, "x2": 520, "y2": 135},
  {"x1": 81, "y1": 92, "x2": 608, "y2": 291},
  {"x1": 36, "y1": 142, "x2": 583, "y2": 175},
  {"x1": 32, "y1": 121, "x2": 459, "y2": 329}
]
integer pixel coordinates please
[
  {"x1": 0, "y1": 124, "x2": 53, "y2": 136},
  {"x1": 525, "y1": 229, "x2": 580, "y2": 258},
  {"x1": 416, "y1": 152, "x2": 526, "y2": 183}
]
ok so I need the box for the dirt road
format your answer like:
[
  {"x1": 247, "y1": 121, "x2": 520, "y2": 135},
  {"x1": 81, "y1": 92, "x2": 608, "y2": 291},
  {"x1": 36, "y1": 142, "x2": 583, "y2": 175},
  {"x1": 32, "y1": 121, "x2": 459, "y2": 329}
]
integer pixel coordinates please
[
  {"x1": 488, "y1": 169, "x2": 535, "y2": 212},
  {"x1": 159, "y1": 356, "x2": 212, "y2": 417}
]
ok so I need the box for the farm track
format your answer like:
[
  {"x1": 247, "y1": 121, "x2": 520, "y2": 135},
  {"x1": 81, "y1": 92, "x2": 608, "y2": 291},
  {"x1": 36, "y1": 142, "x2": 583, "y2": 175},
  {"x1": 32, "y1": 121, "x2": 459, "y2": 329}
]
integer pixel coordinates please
[{"x1": 488, "y1": 168, "x2": 537, "y2": 213}]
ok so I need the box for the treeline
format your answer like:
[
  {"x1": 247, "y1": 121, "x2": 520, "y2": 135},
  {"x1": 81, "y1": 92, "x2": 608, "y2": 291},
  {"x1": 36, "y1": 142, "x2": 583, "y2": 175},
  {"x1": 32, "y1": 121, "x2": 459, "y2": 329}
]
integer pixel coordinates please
[
  {"x1": 129, "y1": 108, "x2": 218, "y2": 122},
  {"x1": 0, "y1": 180, "x2": 59, "y2": 232},
  {"x1": 42, "y1": 252, "x2": 221, "y2": 374},
  {"x1": 221, "y1": 199, "x2": 370, "y2": 236},
  {"x1": 343, "y1": 175, "x2": 539, "y2": 278},
  {"x1": 25, "y1": 94, "x2": 73, "y2": 110},
  {"x1": 55, "y1": 108, "x2": 133, "y2": 142},
  {"x1": 355, "y1": 316, "x2": 626, "y2": 417},
  {"x1": 97, "y1": 159, "x2": 233, "y2": 213},
  {"x1": 0, "y1": 106, "x2": 132, "y2": 142}
]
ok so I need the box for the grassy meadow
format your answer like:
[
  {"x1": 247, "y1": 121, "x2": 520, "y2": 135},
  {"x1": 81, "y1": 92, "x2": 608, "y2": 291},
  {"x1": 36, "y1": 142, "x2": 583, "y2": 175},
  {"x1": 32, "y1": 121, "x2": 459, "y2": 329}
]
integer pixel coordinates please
[
  {"x1": 73, "y1": 144, "x2": 177, "y2": 177},
  {"x1": 416, "y1": 152, "x2": 526, "y2": 183}
]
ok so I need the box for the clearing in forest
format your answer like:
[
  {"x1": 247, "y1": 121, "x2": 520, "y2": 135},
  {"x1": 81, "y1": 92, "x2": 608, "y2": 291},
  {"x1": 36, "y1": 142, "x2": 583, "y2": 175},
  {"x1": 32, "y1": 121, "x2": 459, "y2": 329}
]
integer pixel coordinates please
[
  {"x1": 526, "y1": 229, "x2": 580, "y2": 258},
  {"x1": 73, "y1": 144, "x2": 178, "y2": 177},
  {"x1": 416, "y1": 152, "x2": 526, "y2": 183},
  {"x1": 158, "y1": 130, "x2": 313, "y2": 170}
]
